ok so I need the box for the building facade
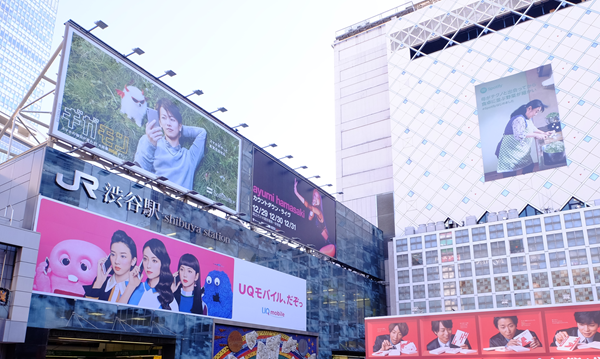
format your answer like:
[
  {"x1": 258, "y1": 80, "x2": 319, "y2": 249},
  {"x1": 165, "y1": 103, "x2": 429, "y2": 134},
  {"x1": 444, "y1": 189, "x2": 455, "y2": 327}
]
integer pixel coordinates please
[{"x1": 333, "y1": 0, "x2": 600, "y2": 235}]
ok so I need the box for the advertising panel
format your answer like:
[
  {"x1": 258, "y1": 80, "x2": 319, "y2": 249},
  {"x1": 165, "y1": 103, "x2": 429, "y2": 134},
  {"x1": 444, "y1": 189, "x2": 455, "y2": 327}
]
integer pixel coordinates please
[
  {"x1": 252, "y1": 150, "x2": 336, "y2": 257},
  {"x1": 365, "y1": 304, "x2": 600, "y2": 358},
  {"x1": 33, "y1": 198, "x2": 306, "y2": 330},
  {"x1": 475, "y1": 64, "x2": 566, "y2": 182},
  {"x1": 212, "y1": 323, "x2": 317, "y2": 359},
  {"x1": 50, "y1": 23, "x2": 241, "y2": 211}
]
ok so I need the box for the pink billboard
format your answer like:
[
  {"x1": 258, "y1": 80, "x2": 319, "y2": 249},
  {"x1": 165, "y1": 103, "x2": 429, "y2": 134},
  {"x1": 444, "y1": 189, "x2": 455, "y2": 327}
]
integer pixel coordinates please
[{"x1": 33, "y1": 198, "x2": 235, "y2": 318}]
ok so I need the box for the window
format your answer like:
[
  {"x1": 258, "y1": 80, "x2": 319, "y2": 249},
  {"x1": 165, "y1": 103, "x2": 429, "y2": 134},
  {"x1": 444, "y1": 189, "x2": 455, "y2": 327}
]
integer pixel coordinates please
[
  {"x1": 398, "y1": 302, "x2": 411, "y2": 315},
  {"x1": 473, "y1": 244, "x2": 488, "y2": 258},
  {"x1": 427, "y1": 267, "x2": 440, "y2": 281},
  {"x1": 534, "y1": 291, "x2": 551, "y2": 305},
  {"x1": 489, "y1": 224, "x2": 505, "y2": 239},
  {"x1": 507, "y1": 221, "x2": 523, "y2": 237},
  {"x1": 413, "y1": 285, "x2": 426, "y2": 299},
  {"x1": 398, "y1": 286, "x2": 411, "y2": 300},
  {"x1": 562, "y1": 197, "x2": 587, "y2": 211},
  {"x1": 412, "y1": 268, "x2": 424, "y2": 282},
  {"x1": 478, "y1": 296, "x2": 493, "y2": 309},
  {"x1": 493, "y1": 258, "x2": 508, "y2": 274},
  {"x1": 511, "y1": 256, "x2": 527, "y2": 272},
  {"x1": 410, "y1": 236, "x2": 422, "y2": 250},
  {"x1": 429, "y1": 300, "x2": 442, "y2": 313},
  {"x1": 426, "y1": 250, "x2": 439, "y2": 265},
  {"x1": 525, "y1": 218, "x2": 542, "y2": 234},
  {"x1": 591, "y1": 247, "x2": 600, "y2": 264},
  {"x1": 397, "y1": 254, "x2": 409, "y2": 268},
  {"x1": 459, "y1": 280, "x2": 474, "y2": 295},
  {"x1": 425, "y1": 234, "x2": 437, "y2": 248},
  {"x1": 428, "y1": 283, "x2": 440, "y2": 298},
  {"x1": 442, "y1": 265, "x2": 455, "y2": 279},
  {"x1": 455, "y1": 229, "x2": 469, "y2": 244},
  {"x1": 475, "y1": 260, "x2": 490, "y2": 276},
  {"x1": 458, "y1": 263, "x2": 472, "y2": 278},
  {"x1": 445, "y1": 299, "x2": 458, "y2": 312},
  {"x1": 585, "y1": 209, "x2": 600, "y2": 225},
  {"x1": 396, "y1": 238, "x2": 408, "y2": 252},
  {"x1": 459, "y1": 297, "x2": 474, "y2": 311},
  {"x1": 549, "y1": 252, "x2": 567, "y2": 268},
  {"x1": 520, "y1": 204, "x2": 542, "y2": 218},
  {"x1": 472, "y1": 227, "x2": 487, "y2": 242},
  {"x1": 398, "y1": 270, "x2": 409, "y2": 284},
  {"x1": 441, "y1": 248, "x2": 454, "y2": 262},
  {"x1": 545, "y1": 215, "x2": 562, "y2": 231},
  {"x1": 497, "y1": 294, "x2": 513, "y2": 307},
  {"x1": 509, "y1": 239, "x2": 524, "y2": 254},
  {"x1": 527, "y1": 235, "x2": 544, "y2": 251},
  {"x1": 567, "y1": 231, "x2": 585, "y2": 247},
  {"x1": 547, "y1": 233, "x2": 564, "y2": 249},
  {"x1": 443, "y1": 282, "x2": 456, "y2": 296},
  {"x1": 456, "y1": 246, "x2": 471, "y2": 261},
  {"x1": 412, "y1": 253, "x2": 423, "y2": 266},
  {"x1": 570, "y1": 249, "x2": 588, "y2": 266},
  {"x1": 589, "y1": 228, "x2": 600, "y2": 244},
  {"x1": 515, "y1": 293, "x2": 531, "y2": 307},
  {"x1": 440, "y1": 232, "x2": 453, "y2": 246},
  {"x1": 490, "y1": 241, "x2": 506, "y2": 256},
  {"x1": 530, "y1": 254, "x2": 547, "y2": 270},
  {"x1": 564, "y1": 212, "x2": 582, "y2": 228}
]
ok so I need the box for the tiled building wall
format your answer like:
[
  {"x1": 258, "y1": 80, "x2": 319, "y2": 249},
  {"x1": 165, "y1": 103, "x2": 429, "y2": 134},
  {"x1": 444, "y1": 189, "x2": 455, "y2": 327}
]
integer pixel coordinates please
[
  {"x1": 393, "y1": 206, "x2": 600, "y2": 314},
  {"x1": 387, "y1": 0, "x2": 600, "y2": 230}
]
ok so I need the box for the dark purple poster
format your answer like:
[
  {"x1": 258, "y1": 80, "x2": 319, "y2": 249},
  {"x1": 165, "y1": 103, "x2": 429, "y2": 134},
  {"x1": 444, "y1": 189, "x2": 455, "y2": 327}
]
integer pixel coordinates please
[{"x1": 251, "y1": 150, "x2": 336, "y2": 257}]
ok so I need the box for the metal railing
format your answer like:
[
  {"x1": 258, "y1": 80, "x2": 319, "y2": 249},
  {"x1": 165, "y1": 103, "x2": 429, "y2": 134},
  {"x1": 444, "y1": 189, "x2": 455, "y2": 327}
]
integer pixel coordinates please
[{"x1": 334, "y1": 1, "x2": 415, "y2": 40}]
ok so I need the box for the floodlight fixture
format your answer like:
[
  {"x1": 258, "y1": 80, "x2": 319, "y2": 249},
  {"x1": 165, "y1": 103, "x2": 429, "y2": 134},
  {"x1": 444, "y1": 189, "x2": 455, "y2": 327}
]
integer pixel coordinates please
[
  {"x1": 185, "y1": 90, "x2": 204, "y2": 97},
  {"x1": 276, "y1": 230, "x2": 285, "y2": 234},
  {"x1": 176, "y1": 190, "x2": 199, "y2": 198},
  {"x1": 66, "y1": 142, "x2": 95, "y2": 154},
  {"x1": 278, "y1": 155, "x2": 293, "y2": 160},
  {"x1": 306, "y1": 175, "x2": 320, "y2": 180},
  {"x1": 319, "y1": 184, "x2": 332, "y2": 188},
  {"x1": 210, "y1": 107, "x2": 227, "y2": 114},
  {"x1": 293, "y1": 166, "x2": 307, "y2": 170},
  {"x1": 89, "y1": 20, "x2": 108, "y2": 32},
  {"x1": 125, "y1": 48, "x2": 145, "y2": 57},
  {"x1": 334, "y1": 191, "x2": 344, "y2": 195},
  {"x1": 262, "y1": 143, "x2": 277, "y2": 149},
  {"x1": 139, "y1": 176, "x2": 169, "y2": 187},
  {"x1": 202, "y1": 202, "x2": 224, "y2": 210},
  {"x1": 232, "y1": 123, "x2": 248, "y2": 130},
  {"x1": 236, "y1": 212, "x2": 248, "y2": 217},
  {"x1": 157, "y1": 70, "x2": 176, "y2": 79}
]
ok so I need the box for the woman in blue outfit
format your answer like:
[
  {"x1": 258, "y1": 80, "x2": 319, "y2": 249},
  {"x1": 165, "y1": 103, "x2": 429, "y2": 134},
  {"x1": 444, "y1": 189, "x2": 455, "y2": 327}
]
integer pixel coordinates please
[
  {"x1": 134, "y1": 98, "x2": 206, "y2": 190},
  {"x1": 172, "y1": 253, "x2": 207, "y2": 315},
  {"x1": 495, "y1": 99, "x2": 554, "y2": 177},
  {"x1": 119, "y1": 238, "x2": 178, "y2": 311}
]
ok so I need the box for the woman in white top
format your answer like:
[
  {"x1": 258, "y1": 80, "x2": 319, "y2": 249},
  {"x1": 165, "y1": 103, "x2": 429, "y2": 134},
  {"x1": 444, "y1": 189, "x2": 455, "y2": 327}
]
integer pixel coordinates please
[{"x1": 119, "y1": 238, "x2": 178, "y2": 311}]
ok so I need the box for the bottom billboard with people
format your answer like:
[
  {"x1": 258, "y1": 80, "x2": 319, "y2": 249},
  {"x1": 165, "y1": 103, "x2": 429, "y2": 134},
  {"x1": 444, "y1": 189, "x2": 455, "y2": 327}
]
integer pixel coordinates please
[{"x1": 366, "y1": 304, "x2": 600, "y2": 358}]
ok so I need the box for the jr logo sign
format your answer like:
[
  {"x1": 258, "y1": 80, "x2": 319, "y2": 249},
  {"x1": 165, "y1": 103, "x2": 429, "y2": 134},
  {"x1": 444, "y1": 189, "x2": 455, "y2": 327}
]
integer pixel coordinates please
[{"x1": 55, "y1": 170, "x2": 99, "y2": 199}]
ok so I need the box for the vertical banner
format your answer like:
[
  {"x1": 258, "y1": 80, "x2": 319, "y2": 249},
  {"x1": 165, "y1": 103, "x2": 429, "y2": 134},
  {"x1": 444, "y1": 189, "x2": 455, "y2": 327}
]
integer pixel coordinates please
[
  {"x1": 475, "y1": 64, "x2": 566, "y2": 181},
  {"x1": 51, "y1": 23, "x2": 241, "y2": 211},
  {"x1": 251, "y1": 150, "x2": 336, "y2": 257}
]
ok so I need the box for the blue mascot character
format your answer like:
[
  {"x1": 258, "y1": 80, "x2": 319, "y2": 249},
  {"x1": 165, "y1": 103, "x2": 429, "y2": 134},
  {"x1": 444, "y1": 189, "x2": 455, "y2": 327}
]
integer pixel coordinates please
[{"x1": 203, "y1": 270, "x2": 233, "y2": 318}]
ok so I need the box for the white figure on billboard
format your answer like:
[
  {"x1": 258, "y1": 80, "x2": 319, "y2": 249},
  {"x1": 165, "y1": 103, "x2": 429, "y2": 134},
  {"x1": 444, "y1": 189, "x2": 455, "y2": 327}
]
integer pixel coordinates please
[
  {"x1": 134, "y1": 98, "x2": 207, "y2": 190},
  {"x1": 116, "y1": 82, "x2": 147, "y2": 127}
]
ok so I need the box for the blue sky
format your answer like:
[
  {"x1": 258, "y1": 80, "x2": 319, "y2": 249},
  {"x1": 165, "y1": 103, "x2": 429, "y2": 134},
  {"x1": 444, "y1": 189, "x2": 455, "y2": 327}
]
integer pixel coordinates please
[{"x1": 49, "y1": 0, "x2": 403, "y2": 193}]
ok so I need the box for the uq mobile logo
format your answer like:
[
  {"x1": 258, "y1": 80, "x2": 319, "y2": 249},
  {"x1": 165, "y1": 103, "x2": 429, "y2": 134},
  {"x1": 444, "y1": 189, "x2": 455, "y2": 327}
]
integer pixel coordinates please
[
  {"x1": 480, "y1": 88, "x2": 487, "y2": 94},
  {"x1": 262, "y1": 307, "x2": 285, "y2": 318},
  {"x1": 55, "y1": 170, "x2": 99, "y2": 199}
]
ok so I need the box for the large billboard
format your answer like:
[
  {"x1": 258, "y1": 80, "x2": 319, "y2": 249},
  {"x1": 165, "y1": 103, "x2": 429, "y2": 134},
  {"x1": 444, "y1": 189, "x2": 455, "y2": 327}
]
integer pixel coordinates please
[
  {"x1": 50, "y1": 23, "x2": 241, "y2": 211},
  {"x1": 212, "y1": 323, "x2": 318, "y2": 359},
  {"x1": 33, "y1": 198, "x2": 307, "y2": 330},
  {"x1": 366, "y1": 304, "x2": 600, "y2": 358},
  {"x1": 251, "y1": 150, "x2": 336, "y2": 257},
  {"x1": 475, "y1": 64, "x2": 566, "y2": 182}
]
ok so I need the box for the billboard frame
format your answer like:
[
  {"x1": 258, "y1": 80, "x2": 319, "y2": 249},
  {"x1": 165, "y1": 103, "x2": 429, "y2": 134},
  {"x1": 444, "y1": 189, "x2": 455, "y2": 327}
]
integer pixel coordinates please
[{"x1": 49, "y1": 21, "x2": 243, "y2": 213}]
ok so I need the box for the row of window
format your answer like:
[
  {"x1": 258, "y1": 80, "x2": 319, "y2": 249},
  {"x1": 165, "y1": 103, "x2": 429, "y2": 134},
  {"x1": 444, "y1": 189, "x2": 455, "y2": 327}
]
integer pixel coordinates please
[{"x1": 397, "y1": 210, "x2": 600, "y2": 253}]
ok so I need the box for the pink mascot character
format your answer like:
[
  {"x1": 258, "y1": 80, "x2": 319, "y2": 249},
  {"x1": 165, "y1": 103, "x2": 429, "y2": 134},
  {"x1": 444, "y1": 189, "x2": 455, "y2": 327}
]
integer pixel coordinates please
[{"x1": 34, "y1": 240, "x2": 106, "y2": 297}]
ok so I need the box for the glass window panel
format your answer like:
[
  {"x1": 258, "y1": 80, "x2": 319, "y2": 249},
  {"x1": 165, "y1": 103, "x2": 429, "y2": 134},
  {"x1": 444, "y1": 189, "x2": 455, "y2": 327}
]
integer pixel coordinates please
[
  {"x1": 546, "y1": 233, "x2": 564, "y2": 249},
  {"x1": 440, "y1": 232, "x2": 452, "y2": 246},
  {"x1": 444, "y1": 299, "x2": 458, "y2": 312},
  {"x1": 532, "y1": 272, "x2": 549, "y2": 288},
  {"x1": 412, "y1": 268, "x2": 424, "y2": 282},
  {"x1": 427, "y1": 266, "x2": 440, "y2": 281},
  {"x1": 525, "y1": 218, "x2": 542, "y2": 234},
  {"x1": 428, "y1": 283, "x2": 440, "y2": 298},
  {"x1": 513, "y1": 274, "x2": 529, "y2": 290},
  {"x1": 489, "y1": 224, "x2": 505, "y2": 239},
  {"x1": 441, "y1": 248, "x2": 454, "y2": 262},
  {"x1": 527, "y1": 235, "x2": 544, "y2": 251},
  {"x1": 455, "y1": 229, "x2": 469, "y2": 244},
  {"x1": 475, "y1": 260, "x2": 490, "y2": 276},
  {"x1": 443, "y1": 282, "x2": 456, "y2": 296},
  {"x1": 425, "y1": 235, "x2": 437, "y2": 248},
  {"x1": 458, "y1": 263, "x2": 472, "y2": 278},
  {"x1": 507, "y1": 221, "x2": 523, "y2": 237},
  {"x1": 588, "y1": 228, "x2": 600, "y2": 244},
  {"x1": 396, "y1": 238, "x2": 408, "y2": 252},
  {"x1": 497, "y1": 294, "x2": 513, "y2": 307},
  {"x1": 426, "y1": 250, "x2": 439, "y2": 265},
  {"x1": 569, "y1": 249, "x2": 588, "y2": 266},
  {"x1": 530, "y1": 254, "x2": 547, "y2": 270},
  {"x1": 442, "y1": 265, "x2": 455, "y2": 279},
  {"x1": 397, "y1": 270, "x2": 409, "y2": 284},
  {"x1": 478, "y1": 295, "x2": 493, "y2": 309},
  {"x1": 473, "y1": 244, "x2": 488, "y2": 258},
  {"x1": 472, "y1": 227, "x2": 487, "y2": 242},
  {"x1": 509, "y1": 239, "x2": 524, "y2": 253},
  {"x1": 534, "y1": 291, "x2": 551, "y2": 305},
  {"x1": 511, "y1": 256, "x2": 527, "y2": 272},
  {"x1": 492, "y1": 258, "x2": 508, "y2": 274},
  {"x1": 429, "y1": 300, "x2": 442, "y2": 313},
  {"x1": 410, "y1": 236, "x2": 423, "y2": 250},
  {"x1": 413, "y1": 284, "x2": 426, "y2": 299},
  {"x1": 456, "y1": 246, "x2": 471, "y2": 261},
  {"x1": 549, "y1": 252, "x2": 567, "y2": 268},
  {"x1": 398, "y1": 286, "x2": 411, "y2": 300},
  {"x1": 564, "y1": 212, "x2": 582, "y2": 228},
  {"x1": 566, "y1": 230, "x2": 585, "y2": 247},
  {"x1": 490, "y1": 241, "x2": 506, "y2": 256},
  {"x1": 461, "y1": 297, "x2": 476, "y2": 310},
  {"x1": 584, "y1": 209, "x2": 600, "y2": 225},
  {"x1": 572, "y1": 268, "x2": 591, "y2": 285},
  {"x1": 397, "y1": 254, "x2": 409, "y2": 268},
  {"x1": 544, "y1": 215, "x2": 562, "y2": 231},
  {"x1": 591, "y1": 248, "x2": 600, "y2": 264},
  {"x1": 459, "y1": 280, "x2": 474, "y2": 295},
  {"x1": 412, "y1": 252, "x2": 423, "y2": 266},
  {"x1": 514, "y1": 293, "x2": 531, "y2": 307}
]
